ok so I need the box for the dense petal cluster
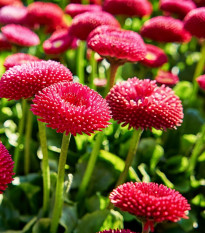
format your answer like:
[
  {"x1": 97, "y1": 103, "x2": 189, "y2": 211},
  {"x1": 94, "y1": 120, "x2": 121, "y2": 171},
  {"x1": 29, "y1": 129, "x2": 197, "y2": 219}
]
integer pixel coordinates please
[
  {"x1": 65, "y1": 4, "x2": 102, "y2": 18},
  {"x1": 196, "y1": 74, "x2": 205, "y2": 90},
  {"x1": 98, "y1": 230, "x2": 137, "y2": 233},
  {"x1": 155, "y1": 70, "x2": 179, "y2": 86},
  {"x1": 110, "y1": 182, "x2": 191, "y2": 232},
  {"x1": 140, "y1": 44, "x2": 168, "y2": 68},
  {"x1": 69, "y1": 11, "x2": 120, "y2": 40},
  {"x1": 106, "y1": 78, "x2": 183, "y2": 130},
  {"x1": 1, "y1": 24, "x2": 40, "y2": 47},
  {"x1": 27, "y1": 1, "x2": 64, "y2": 28},
  {"x1": 31, "y1": 82, "x2": 111, "y2": 136},
  {"x1": 43, "y1": 29, "x2": 78, "y2": 55},
  {"x1": 140, "y1": 16, "x2": 191, "y2": 43},
  {"x1": 159, "y1": 0, "x2": 196, "y2": 19},
  {"x1": 0, "y1": 60, "x2": 73, "y2": 100},
  {"x1": 0, "y1": 32, "x2": 11, "y2": 50},
  {"x1": 0, "y1": 141, "x2": 14, "y2": 194},
  {"x1": 103, "y1": 0, "x2": 152, "y2": 17},
  {"x1": 0, "y1": 0, "x2": 22, "y2": 8},
  {"x1": 0, "y1": 5, "x2": 27, "y2": 25},
  {"x1": 184, "y1": 7, "x2": 205, "y2": 38},
  {"x1": 4, "y1": 53, "x2": 40, "y2": 70},
  {"x1": 87, "y1": 26, "x2": 146, "y2": 64}
]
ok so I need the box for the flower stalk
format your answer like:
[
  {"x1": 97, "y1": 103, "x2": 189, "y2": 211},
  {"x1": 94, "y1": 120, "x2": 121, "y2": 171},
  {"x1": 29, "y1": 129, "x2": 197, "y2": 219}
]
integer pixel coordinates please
[
  {"x1": 77, "y1": 40, "x2": 86, "y2": 84},
  {"x1": 50, "y1": 132, "x2": 71, "y2": 233}
]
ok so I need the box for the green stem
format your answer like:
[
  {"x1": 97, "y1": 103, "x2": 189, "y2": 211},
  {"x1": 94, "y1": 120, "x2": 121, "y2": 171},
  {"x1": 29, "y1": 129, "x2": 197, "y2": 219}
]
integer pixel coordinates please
[
  {"x1": 14, "y1": 99, "x2": 27, "y2": 174},
  {"x1": 24, "y1": 107, "x2": 33, "y2": 175},
  {"x1": 50, "y1": 132, "x2": 71, "y2": 233},
  {"x1": 77, "y1": 131, "x2": 104, "y2": 200},
  {"x1": 37, "y1": 120, "x2": 50, "y2": 216},
  {"x1": 77, "y1": 41, "x2": 86, "y2": 84},
  {"x1": 114, "y1": 128, "x2": 143, "y2": 187},
  {"x1": 89, "y1": 51, "x2": 97, "y2": 90},
  {"x1": 192, "y1": 40, "x2": 205, "y2": 98},
  {"x1": 188, "y1": 125, "x2": 205, "y2": 175}
]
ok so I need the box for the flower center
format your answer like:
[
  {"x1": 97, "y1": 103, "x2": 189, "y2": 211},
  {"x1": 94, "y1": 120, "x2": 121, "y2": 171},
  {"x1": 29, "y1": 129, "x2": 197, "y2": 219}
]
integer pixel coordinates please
[{"x1": 62, "y1": 93, "x2": 86, "y2": 107}]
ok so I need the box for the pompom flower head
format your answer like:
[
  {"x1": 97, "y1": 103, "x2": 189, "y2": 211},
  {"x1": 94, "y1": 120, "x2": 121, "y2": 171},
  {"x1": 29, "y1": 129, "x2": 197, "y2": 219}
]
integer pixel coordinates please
[
  {"x1": 27, "y1": 1, "x2": 64, "y2": 29},
  {"x1": 98, "y1": 230, "x2": 137, "y2": 233},
  {"x1": 140, "y1": 44, "x2": 168, "y2": 68},
  {"x1": 0, "y1": 60, "x2": 73, "y2": 100},
  {"x1": 0, "y1": 141, "x2": 14, "y2": 194},
  {"x1": 184, "y1": 7, "x2": 205, "y2": 38},
  {"x1": 0, "y1": 5, "x2": 28, "y2": 25},
  {"x1": 69, "y1": 11, "x2": 120, "y2": 41},
  {"x1": 106, "y1": 77, "x2": 183, "y2": 130},
  {"x1": 3, "y1": 53, "x2": 40, "y2": 70},
  {"x1": 109, "y1": 182, "x2": 191, "y2": 232},
  {"x1": 155, "y1": 70, "x2": 179, "y2": 86},
  {"x1": 43, "y1": 29, "x2": 78, "y2": 55},
  {"x1": 159, "y1": 0, "x2": 196, "y2": 19},
  {"x1": 140, "y1": 16, "x2": 191, "y2": 43},
  {"x1": 196, "y1": 74, "x2": 205, "y2": 90},
  {"x1": 87, "y1": 26, "x2": 146, "y2": 64},
  {"x1": 1, "y1": 24, "x2": 40, "y2": 47},
  {"x1": 103, "y1": 0, "x2": 152, "y2": 17},
  {"x1": 65, "y1": 3, "x2": 102, "y2": 18},
  {"x1": 31, "y1": 82, "x2": 111, "y2": 136}
]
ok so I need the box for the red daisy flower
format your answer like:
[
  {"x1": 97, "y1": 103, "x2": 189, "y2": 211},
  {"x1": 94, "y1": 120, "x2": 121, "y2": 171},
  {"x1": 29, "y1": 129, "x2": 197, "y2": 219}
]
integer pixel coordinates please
[
  {"x1": 0, "y1": 32, "x2": 11, "y2": 50},
  {"x1": 27, "y1": 1, "x2": 64, "y2": 28},
  {"x1": 1, "y1": 24, "x2": 40, "y2": 47},
  {"x1": 43, "y1": 29, "x2": 78, "y2": 55},
  {"x1": 0, "y1": 0, "x2": 22, "y2": 8},
  {"x1": 69, "y1": 11, "x2": 120, "y2": 40},
  {"x1": 0, "y1": 60, "x2": 73, "y2": 100},
  {"x1": 159, "y1": 0, "x2": 196, "y2": 19},
  {"x1": 0, "y1": 141, "x2": 14, "y2": 194},
  {"x1": 140, "y1": 16, "x2": 191, "y2": 43},
  {"x1": 98, "y1": 230, "x2": 137, "y2": 233},
  {"x1": 87, "y1": 26, "x2": 146, "y2": 64},
  {"x1": 184, "y1": 7, "x2": 205, "y2": 39},
  {"x1": 155, "y1": 70, "x2": 179, "y2": 86},
  {"x1": 109, "y1": 182, "x2": 191, "y2": 232},
  {"x1": 103, "y1": 0, "x2": 152, "y2": 17},
  {"x1": 140, "y1": 44, "x2": 168, "y2": 68},
  {"x1": 106, "y1": 77, "x2": 183, "y2": 130},
  {"x1": 3, "y1": 53, "x2": 40, "y2": 70},
  {"x1": 65, "y1": 3, "x2": 102, "y2": 18},
  {"x1": 31, "y1": 82, "x2": 111, "y2": 136},
  {"x1": 196, "y1": 74, "x2": 205, "y2": 90},
  {"x1": 0, "y1": 5, "x2": 28, "y2": 25}
]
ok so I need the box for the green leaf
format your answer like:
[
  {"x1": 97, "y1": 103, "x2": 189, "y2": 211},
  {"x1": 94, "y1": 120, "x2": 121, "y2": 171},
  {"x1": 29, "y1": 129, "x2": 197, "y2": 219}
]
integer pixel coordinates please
[
  {"x1": 173, "y1": 81, "x2": 193, "y2": 100},
  {"x1": 165, "y1": 155, "x2": 189, "y2": 174},
  {"x1": 86, "y1": 193, "x2": 109, "y2": 212},
  {"x1": 100, "y1": 210, "x2": 123, "y2": 231},
  {"x1": 191, "y1": 194, "x2": 205, "y2": 207},
  {"x1": 32, "y1": 218, "x2": 51, "y2": 233},
  {"x1": 150, "y1": 145, "x2": 164, "y2": 173}
]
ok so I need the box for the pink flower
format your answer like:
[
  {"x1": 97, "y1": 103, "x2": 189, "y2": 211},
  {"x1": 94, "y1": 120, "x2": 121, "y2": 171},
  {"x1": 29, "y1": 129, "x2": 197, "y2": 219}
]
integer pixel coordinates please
[
  {"x1": 196, "y1": 74, "x2": 205, "y2": 90},
  {"x1": 103, "y1": 0, "x2": 152, "y2": 17},
  {"x1": 155, "y1": 70, "x2": 179, "y2": 86},
  {"x1": 31, "y1": 82, "x2": 111, "y2": 136},
  {"x1": 3, "y1": 53, "x2": 40, "y2": 70},
  {"x1": 106, "y1": 78, "x2": 183, "y2": 130},
  {"x1": 159, "y1": 0, "x2": 196, "y2": 19},
  {"x1": 87, "y1": 26, "x2": 146, "y2": 64},
  {"x1": 65, "y1": 3, "x2": 102, "y2": 18},
  {"x1": 0, "y1": 141, "x2": 14, "y2": 194},
  {"x1": 140, "y1": 44, "x2": 168, "y2": 68},
  {"x1": 69, "y1": 11, "x2": 120, "y2": 40},
  {"x1": 0, "y1": 5, "x2": 28, "y2": 25},
  {"x1": 43, "y1": 29, "x2": 78, "y2": 55},
  {"x1": 0, "y1": 32, "x2": 11, "y2": 50},
  {"x1": 184, "y1": 7, "x2": 205, "y2": 38},
  {"x1": 140, "y1": 16, "x2": 191, "y2": 43},
  {"x1": 0, "y1": 60, "x2": 73, "y2": 100},
  {"x1": 98, "y1": 230, "x2": 137, "y2": 233},
  {"x1": 1, "y1": 24, "x2": 40, "y2": 47},
  {"x1": 0, "y1": 0, "x2": 22, "y2": 8},
  {"x1": 109, "y1": 182, "x2": 191, "y2": 232}
]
